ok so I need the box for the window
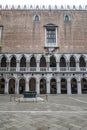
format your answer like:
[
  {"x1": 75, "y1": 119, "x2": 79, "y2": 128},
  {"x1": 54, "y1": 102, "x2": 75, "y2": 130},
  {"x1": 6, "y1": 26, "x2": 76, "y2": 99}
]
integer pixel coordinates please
[
  {"x1": 44, "y1": 23, "x2": 58, "y2": 47},
  {"x1": 64, "y1": 15, "x2": 70, "y2": 22},
  {"x1": 33, "y1": 14, "x2": 40, "y2": 21}
]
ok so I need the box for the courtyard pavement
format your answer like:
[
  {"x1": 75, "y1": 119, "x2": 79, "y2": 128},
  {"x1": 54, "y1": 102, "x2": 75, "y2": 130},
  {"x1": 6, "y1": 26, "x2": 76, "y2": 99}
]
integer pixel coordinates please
[{"x1": 0, "y1": 94, "x2": 87, "y2": 130}]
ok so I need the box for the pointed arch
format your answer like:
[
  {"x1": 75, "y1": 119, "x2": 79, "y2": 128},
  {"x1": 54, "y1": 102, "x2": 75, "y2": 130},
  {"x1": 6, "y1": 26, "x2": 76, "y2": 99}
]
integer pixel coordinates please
[
  {"x1": 79, "y1": 56, "x2": 86, "y2": 67},
  {"x1": 29, "y1": 78, "x2": 36, "y2": 91},
  {"x1": 50, "y1": 78, "x2": 57, "y2": 94},
  {"x1": 0, "y1": 78, "x2": 5, "y2": 94},
  {"x1": 70, "y1": 56, "x2": 76, "y2": 67},
  {"x1": 9, "y1": 78, "x2": 15, "y2": 94},
  {"x1": 50, "y1": 55, "x2": 56, "y2": 67},
  {"x1": 10, "y1": 56, "x2": 16, "y2": 67},
  {"x1": 40, "y1": 56, "x2": 46, "y2": 67},
  {"x1": 19, "y1": 78, "x2": 25, "y2": 94},
  {"x1": 81, "y1": 78, "x2": 87, "y2": 94},
  {"x1": 1, "y1": 56, "x2": 7, "y2": 67},
  {"x1": 60, "y1": 56, "x2": 66, "y2": 67},
  {"x1": 61, "y1": 78, "x2": 67, "y2": 94},
  {"x1": 30, "y1": 56, "x2": 36, "y2": 67},
  {"x1": 71, "y1": 78, "x2": 77, "y2": 94},
  {"x1": 20, "y1": 56, "x2": 26, "y2": 67},
  {"x1": 40, "y1": 78, "x2": 46, "y2": 94}
]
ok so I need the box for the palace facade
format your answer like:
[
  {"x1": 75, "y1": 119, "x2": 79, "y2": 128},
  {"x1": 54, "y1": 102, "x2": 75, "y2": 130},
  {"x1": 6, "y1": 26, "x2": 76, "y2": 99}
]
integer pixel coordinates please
[{"x1": 0, "y1": 5, "x2": 87, "y2": 94}]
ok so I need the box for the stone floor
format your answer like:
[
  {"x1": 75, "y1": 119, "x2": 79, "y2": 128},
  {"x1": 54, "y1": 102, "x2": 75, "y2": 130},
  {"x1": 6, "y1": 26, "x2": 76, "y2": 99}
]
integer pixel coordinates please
[{"x1": 0, "y1": 94, "x2": 87, "y2": 130}]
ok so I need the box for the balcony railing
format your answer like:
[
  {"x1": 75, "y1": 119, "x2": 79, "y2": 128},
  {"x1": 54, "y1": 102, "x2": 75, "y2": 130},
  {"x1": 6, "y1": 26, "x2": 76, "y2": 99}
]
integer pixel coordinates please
[
  {"x1": 80, "y1": 67, "x2": 86, "y2": 71},
  {"x1": 40, "y1": 67, "x2": 47, "y2": 71},
  {"x1": 10, "y1": 67, "x2": 16, "y2": 72},
  {"x1": 20, "y1": 67, "x2": 26, "y2": 71},
  {"x1": 69, "y1": 67, "x2": 76, "y2": 71},
  {"x1": 0, "y1": 67, "x2": 86, "y2": 72},
  {"x1": 60, "y1": 67, "x2": 67, "y2": 71}
]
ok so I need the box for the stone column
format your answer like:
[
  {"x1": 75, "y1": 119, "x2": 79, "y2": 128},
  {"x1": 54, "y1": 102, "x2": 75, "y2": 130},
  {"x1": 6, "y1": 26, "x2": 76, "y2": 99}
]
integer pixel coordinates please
[
  {"x1": 57, "y1": 79, "x2": 61, "y2": 94},
  {"x1": 66, "y1": 62, "x2": 69, "y2": 71},
  {"x1": 67, "y1": 78, "x2": 71, "y2": 95},
  {"x1": 5, "y1": 80, "x2": 9, "y2": 94},
  {"x1": 57, "y1": 62, "x2": 60, "y2": 72},
  {"x1": 15, "y1": 79, "x2": 19, "y2": 94},
  {"x1": 77, "y1": 80, "x2": 82, "y2": 95},
  {"x1": 36, "y1": 79, "x2": 40, "y2": 94},
  {"x1": 7, "y1": 61, "x2": 10, "y2": 71},
  {"x1": 37, "y1": 60, "x2": 40, "y2": 72},
  {"x1": 47, "y1": 79, "x2": 50, "y2": 94},
  {"x1": 76, "y1": 61, "x2": 79, "y2": 71},
  {"x1": 17, "y1": 60, "x2": 20, "y2": 72},
  {"x1": 26, "y1": 78, "x2": 29, "y2": 92}
]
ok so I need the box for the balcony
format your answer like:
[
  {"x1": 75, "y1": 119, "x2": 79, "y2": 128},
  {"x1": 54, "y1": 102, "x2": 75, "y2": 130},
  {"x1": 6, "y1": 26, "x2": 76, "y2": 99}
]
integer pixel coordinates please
[{"x1": 0, "y1": 67, "x2": 86, "y2": 73}]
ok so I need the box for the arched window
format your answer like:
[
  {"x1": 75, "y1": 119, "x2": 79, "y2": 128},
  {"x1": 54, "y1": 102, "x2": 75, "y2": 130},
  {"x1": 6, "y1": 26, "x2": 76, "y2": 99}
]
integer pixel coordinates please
[
  {"x1": 40, "y1": 56, "x2": 46, "y2": 67},
  {"x1": 34, "y1": 14, "x2": 40, "y2": 21},
  {"x1": 64, "y1": 15, "x2": 70, "y2": 22},
  {"x1": 79, "y1": 56, "x2": 86, "y2": 67},
  {"x1": 50, "y1": 56, "x2": 56, "y2": 67},
  {"x1": 10, "y1": 56, "x2": 16, "y2": 67},
  {"x1": 70, "y1": 56, "x2": 76, "y2": 67},
  {"x1": 60, "y1": 56, "x2": 66, "y2": 67},
  {"x1": 30, "y1": 56, "x2": 36, "y2": 67},
  {"x1": 20, "y1": 56, "x2": 26, "y2": 67},
  {"x1": 1, "y1": 56, "x2": 7, "y2": 67}
]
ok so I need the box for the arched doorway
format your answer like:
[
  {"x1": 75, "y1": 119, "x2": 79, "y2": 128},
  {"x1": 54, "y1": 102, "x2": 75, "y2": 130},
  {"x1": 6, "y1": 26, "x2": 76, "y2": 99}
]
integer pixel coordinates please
[
  {"x1": 19, "y1": 78, "x2": 25, "y2": 94},
  {"x1": 50, "y1": 78, "x2": 57, "y2": 94},
  {"x1": 61, "y1": 78, "x2": 67, "y2": 94},
  {"x1": 0, "y1": 78, "x2": 5, "y2": 94},
  {"x1": 81, "y1": 78, "x2": 87, "y2": 94},
  {"x1": 71, "y1": 78, "x2": 77, "y2": 94},
  {"x1": 9, "y1": 79, "x2": 15, "y2": 94},
  {"x1": 40, "y1": 79, "x2": 46, "y2": 94},
  {"x1": 29, "y1": 78, "x2": 36, "y2": 91}
]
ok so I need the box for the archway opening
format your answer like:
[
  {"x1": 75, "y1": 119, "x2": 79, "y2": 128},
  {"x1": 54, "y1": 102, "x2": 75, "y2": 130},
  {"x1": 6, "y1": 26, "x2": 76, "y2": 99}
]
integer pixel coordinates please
[
  {"x1": 30, "y1": 56, "x2": 36, "y2": 67},
  {"x1": 9, "y1": 79, "x2": 15, "y2": 94},
  {"x1": 81, "y1": 78, "x2": 87, "y2": 94},
  {"x1": 61, "y1": 78, "x2": 67, "y2": 94},
  {"x1": 70, "y1": 56, "x2": 76, "y2": 67},
  {"x1": 79, "y1": 56, "x2": 86, "y2": 67},
  {"x1": 50, "y1": 56, "x2": 56, "y2": 67},
  {"x1": 50, "y1": 78, "x2": 57, "y2": 94},
  {"x1": 40, "y1": 56, "x2": 46, "y2": 67},
  {"x1": 0, "y1": 78, "x2": 5, "y2": 94},
  {"x1": 20, "y1": 56, "x2": 26, "y2": 67},
  {"x1": 1, "y1": 56, "x2": 7, "y2": 67},
  {"x1": 60, "y1": 57, "x2": 66, "y2": 67},
  {"x1": 71, "y1": 78, "x2": 77, "y2": 94},
  {"x1": 40, "y1": 79, "x2": 46, "y2": 94},
  {"x1": 19, "y1": 78, "x2": 25, "y2": 94},
  {"x1": 10, "y1": 56, "x2": 16, "y2": 67},
  {"x1": 29, "y1": 78, "x2": 36, "y2": 91}
]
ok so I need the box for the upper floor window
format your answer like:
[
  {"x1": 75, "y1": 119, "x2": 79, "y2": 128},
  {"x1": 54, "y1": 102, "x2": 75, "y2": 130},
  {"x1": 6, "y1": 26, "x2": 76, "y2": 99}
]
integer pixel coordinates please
[
  {"x1": 64, "y1": 15, "x2": 70, "y2": 22},
  {"x1": 33, "y1": 14, "x2": 40, "y2": 21},
  {"x1": 44, "y1": 23, "x2": 58, "y2": 47}
]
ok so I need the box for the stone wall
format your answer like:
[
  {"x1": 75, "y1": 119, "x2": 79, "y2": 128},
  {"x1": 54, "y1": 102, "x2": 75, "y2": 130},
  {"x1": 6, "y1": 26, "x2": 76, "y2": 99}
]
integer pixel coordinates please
[{"x1": 0, "y1": 10, "x2": 87, "y2": 53}]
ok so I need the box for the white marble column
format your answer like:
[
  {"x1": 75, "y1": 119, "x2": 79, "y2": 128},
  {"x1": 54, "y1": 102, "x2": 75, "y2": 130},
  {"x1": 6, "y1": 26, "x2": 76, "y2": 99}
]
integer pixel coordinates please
[
  {"x1": 37, "y1": 60, "x2": 40, "y2": 71},
  {"x1": 76, "y1": 61, "x2": 80, "y2": 71},
  {"x1": 15, "y1": 79, "x2": 19, "y2": 94},
  {"x1": 36, "y1": 79, "x2": 40, "y2": 94},
  {"x1": 47, "y1": 79, "x2": 50, "y2": 94},
  {"x1": 57, "y1": 79, "x2": 61, "y2": 94},
  {"x1": 17, "y1": 60, "x2": 20, "y2": 71},
  {"x1": 7, "y1": 61, "x2": 10, "y2": 71},
  {"x1": 26, "y1": 78, "x2": 29, "y2": 92},
  {"x1": 77, "y1": 80, "x2": 82, "y2": 95},
  {"x1": 67, "y1": 78, "x2": 71, "y2": 95},
  {"x1": 5, "y1": 80, "x2": 9, "y2": 94},
  {"x1": 57, "y1": 62, "x2": 60, "y2": 72}
]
